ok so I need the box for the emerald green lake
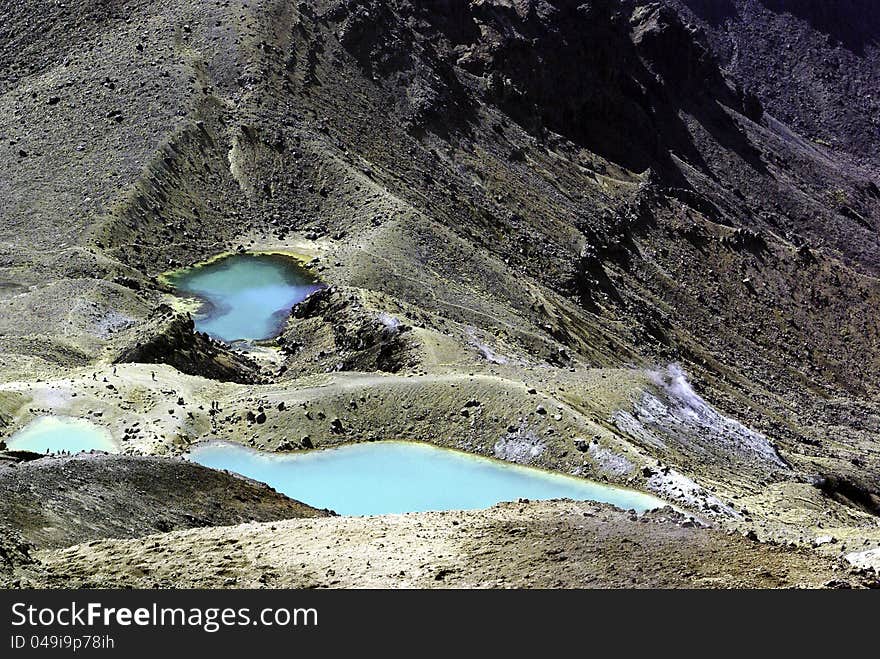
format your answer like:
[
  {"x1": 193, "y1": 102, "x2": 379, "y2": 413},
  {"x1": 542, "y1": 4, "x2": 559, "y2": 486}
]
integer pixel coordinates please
[
  {"x1": 188, "y1": 441, "x2": 665, "y2": 516},
  {"x1": 7, "y1": 416, "x2": 116, "y2": 454},
  {"x1": 167, "y1": 253, "x2": 321, "y2": 342}
]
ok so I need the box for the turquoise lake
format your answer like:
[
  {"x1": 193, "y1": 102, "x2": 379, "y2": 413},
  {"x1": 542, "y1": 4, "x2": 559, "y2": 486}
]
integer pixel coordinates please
[
  {"x1": 187, "y1": 441, "x2": 665, "y2": 516},
  {"x1": 7, "y1": 416, "x2": 116, "y2": 454},
  {"x1": 167, "y1": 253, "x2": 322, "y2": 342}
]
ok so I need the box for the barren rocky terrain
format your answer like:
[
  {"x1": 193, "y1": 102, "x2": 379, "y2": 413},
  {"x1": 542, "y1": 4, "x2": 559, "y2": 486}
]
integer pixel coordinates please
[
  {"x1": 1, "y1": 0, "x2": 879, "y2": 588},
  {"x1": 19, "y1": 501, "x2": 866, "y2": 589},
  {"x1": 0, "y1": 451, "x2": 328, "y2": 550}
]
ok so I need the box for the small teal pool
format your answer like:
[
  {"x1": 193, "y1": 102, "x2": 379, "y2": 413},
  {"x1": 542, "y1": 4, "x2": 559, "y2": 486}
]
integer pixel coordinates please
[
  {"x1": 167, "y1": 253, "x2": 321, "y2": 342},
  {"x1": 187, "y1": 441, "x2": 664, "y2": 515},
  {"x1": 7, "y1": 416, "x2": 116, "y2": 454}
]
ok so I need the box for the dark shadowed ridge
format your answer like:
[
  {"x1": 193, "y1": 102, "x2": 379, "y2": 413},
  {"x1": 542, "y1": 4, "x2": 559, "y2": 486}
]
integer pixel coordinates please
[{"x1": 671, "y1": 0, "x2": 880, "y2": 165}]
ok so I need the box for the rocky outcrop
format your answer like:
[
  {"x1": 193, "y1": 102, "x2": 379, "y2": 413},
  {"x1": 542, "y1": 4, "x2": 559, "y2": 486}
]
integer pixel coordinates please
[
  {"x1": 281, "y1": 287, "x2": 415, "y2": 374},
  {"x1": 0, "y1": 453, "x2": 332, "y2": 551},
  {"x1": 379, "y1": 0, "x2": 761, "y2": 179},
  {"x1": 329, "y1": 0, "x2": 474, "y2": 132},
  {"x1": 114, "y1": 305, "x2": 261, "y2": 383},
  {"x1": 814, "y1": 472, "x2": 880, "y2": 517},
  {"x1": 0, "y1": 523, "x2": 35, "y2": 577}
]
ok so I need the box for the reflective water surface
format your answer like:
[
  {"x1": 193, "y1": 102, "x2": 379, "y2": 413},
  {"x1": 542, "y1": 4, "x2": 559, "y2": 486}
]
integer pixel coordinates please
[
  {"x1": 7, "y1": 416, "x2": 116, "y2": 454},
  {"x1": 188, "y1": 440, "x2": 665, "y2": 515},
  {"x1": 167, "y1": 253, "x2": 321, "y2": 342}
]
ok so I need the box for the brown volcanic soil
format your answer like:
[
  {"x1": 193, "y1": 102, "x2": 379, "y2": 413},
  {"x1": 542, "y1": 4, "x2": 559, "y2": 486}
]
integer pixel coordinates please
[
  {"x1": 25, "y1": 501, "x2": 871, "y2": 589},
  {"x1": 0, "y1": 452, "x2": 329, "y2": 553},
  {"x1": 0, "y1": 0, "x2": 879, "y2": 588}
]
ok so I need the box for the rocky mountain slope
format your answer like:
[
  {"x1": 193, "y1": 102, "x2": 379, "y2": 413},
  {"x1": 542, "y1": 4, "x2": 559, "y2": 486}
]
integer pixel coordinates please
[
  {"x1": 0, "y1": 0, "x2": 878, "y2": 587},
  {"x1": 668, "y1": 0, "x2": 880, "y2": 168}
]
